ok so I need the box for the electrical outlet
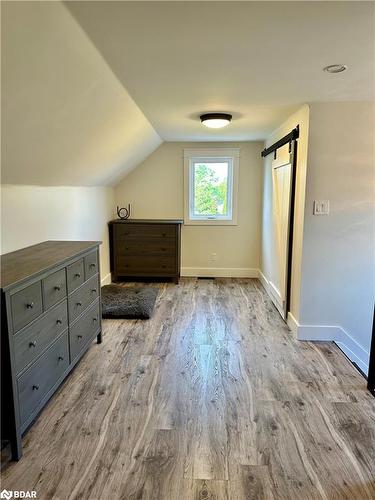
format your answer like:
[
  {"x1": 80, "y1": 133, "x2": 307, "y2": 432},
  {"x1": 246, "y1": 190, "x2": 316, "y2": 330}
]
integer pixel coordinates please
[
  {"x1": 209, "y1": 253, "x2": 217, "y2": 263},
  {"x1": 313, "y1": 200, "x2": 329, "y2": 215}
]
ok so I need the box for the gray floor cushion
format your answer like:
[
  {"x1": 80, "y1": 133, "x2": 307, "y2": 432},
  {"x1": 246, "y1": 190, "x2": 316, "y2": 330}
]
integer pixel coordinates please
[{"x1": 101, "y1": 285, "x2": 158, "y2": 319}]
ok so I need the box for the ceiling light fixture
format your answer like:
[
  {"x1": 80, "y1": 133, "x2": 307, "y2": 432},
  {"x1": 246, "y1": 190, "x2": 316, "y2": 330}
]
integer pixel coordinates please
[
  {"x1": 323, "y1": 64, "x2": 347, "y2": 74},
  {"x1": 200, "y1": 113, "x2": 232, "y2": 128}
]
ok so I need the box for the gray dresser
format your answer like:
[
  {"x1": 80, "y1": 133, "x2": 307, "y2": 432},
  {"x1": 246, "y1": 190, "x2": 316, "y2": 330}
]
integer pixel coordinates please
[{"x1": 1, "y1": 241, "x2": 102, "y2": 460}]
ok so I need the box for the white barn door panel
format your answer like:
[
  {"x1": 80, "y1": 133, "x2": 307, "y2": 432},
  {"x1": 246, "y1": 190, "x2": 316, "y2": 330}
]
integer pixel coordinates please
[{"x1": 270, "y1": 143, "x2": 294, "y2": 320}]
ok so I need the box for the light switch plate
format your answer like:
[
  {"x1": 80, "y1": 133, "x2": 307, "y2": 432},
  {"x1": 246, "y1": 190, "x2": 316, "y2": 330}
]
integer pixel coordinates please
[{"x1": 313, "y1": 200, "x2": 330, "y2": 215}]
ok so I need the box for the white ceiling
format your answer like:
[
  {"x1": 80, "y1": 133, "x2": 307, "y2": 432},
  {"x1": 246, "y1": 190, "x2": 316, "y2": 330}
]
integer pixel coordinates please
[{"x1": 68, "y1": 1, "x2": 375, "y2": 141}]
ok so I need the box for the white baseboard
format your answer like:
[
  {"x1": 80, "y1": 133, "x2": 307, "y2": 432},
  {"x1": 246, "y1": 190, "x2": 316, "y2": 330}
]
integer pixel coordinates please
[
  {"x1": 181, "y1": 267, "x2": 259, "y2": 278},
  {"x1": 101, "y1": 273, "x2": 112, "y2": 286},
  {"x1": 258, "y1": 270, "x2": 284, "y2": 314},
  {"x1": 286, "y1": 312, "x2": 369, "y2": 375},
  {"x1": 297, "y1": 324, "x2": 341, "y2": 342},
  {"x1": 268, "y1": 280, "x2": 283, "y2": 313},
  {"x1": 335, "y1": 330, "x2": 370, "y2": 375},
  {"x1": 258, "y1": 270, "x2": 269, "y2": 291},
  {"x1": 287, "y1": 312, "x2": 299, "y2": 336}
]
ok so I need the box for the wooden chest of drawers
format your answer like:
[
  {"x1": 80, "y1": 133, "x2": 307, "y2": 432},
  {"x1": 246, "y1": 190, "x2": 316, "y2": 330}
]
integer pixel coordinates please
[
  {"x1": 1, "y1": 241, "x2": 102, "y2": 460},
  {"x1": 109, "y1": 219, "x2": 183, "y2": 283}
]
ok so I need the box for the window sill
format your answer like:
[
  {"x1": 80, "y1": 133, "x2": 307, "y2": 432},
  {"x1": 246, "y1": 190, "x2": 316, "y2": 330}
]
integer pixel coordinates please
[{"x1": 184, "y1": 219, "x2": 238, "y2": 226}]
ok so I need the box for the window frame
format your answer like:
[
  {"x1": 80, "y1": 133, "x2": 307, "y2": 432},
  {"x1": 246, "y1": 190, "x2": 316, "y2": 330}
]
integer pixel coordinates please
[{"x1": 183, "y1": 148, "x2": 240, "y2": 226}]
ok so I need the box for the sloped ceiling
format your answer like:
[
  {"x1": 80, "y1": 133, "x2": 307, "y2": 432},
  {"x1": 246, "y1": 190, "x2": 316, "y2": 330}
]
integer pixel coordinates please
[{"x1": 1, "y1": 1, "x2": 162, "y2": 186}]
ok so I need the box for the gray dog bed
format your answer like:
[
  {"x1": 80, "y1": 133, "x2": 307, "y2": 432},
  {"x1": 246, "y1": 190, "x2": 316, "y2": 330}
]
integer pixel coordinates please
[{"x1": 101, "y1": 285, "x2": 158, "y2": 319}]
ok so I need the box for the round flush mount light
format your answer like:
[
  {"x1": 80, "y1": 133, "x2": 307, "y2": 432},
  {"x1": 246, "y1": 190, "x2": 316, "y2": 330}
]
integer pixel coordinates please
[
  {"x1": 200, "y1": 113, "x2": 232, "y2": 128},
  {"x1": 323, "y1": 64, "x2": 347, "y2": 74}
]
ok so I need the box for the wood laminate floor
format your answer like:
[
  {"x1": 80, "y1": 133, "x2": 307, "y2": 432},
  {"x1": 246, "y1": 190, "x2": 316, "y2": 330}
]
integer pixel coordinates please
[{"x1": 2, "y1": 278, "x2": 375, "y2": 499}]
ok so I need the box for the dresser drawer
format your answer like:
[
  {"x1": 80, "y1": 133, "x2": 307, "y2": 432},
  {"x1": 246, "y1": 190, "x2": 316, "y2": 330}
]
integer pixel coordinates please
[
  {"x1": 116, "y1": 239, "x2": 176, "y2": 257},
  {"x1": 70, "y1": 299, "x2": 100, "y2": 361},
  {"x1": 42, "y1": 269, "x2": 67, "y2": 310},
  {"x1": 84, "y1": 250, "x2": 99, "y2": 280},
  {"x1": 67, "y1": 259, "x2": 85, "y2": 293},
  {"x1": 68, "y1": 274, "x2": 100, "y2": 323},
  {"x1": 114, "y1": 224, "x2": 176, "y2": 241},
  {"x1": 11, "y1": 282, "x2": 43, "y2": 333},
  {"x1": 14, "y1": 300, "x2": 68, "y2": 375},
  {"x1": 116, "y1": 255, "x2": 176, "y2": 275},
  {"x1": 17, "y1": 331, "x2": 69, "y2": 427}
]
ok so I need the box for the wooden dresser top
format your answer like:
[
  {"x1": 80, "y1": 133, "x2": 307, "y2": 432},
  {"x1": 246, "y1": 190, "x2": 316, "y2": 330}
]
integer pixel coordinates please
[
  {"x1": 108, "y1": 219, "x2": 183, "y2": 225},
  {"x1": 1, "y1": 240, "x2": 100, "y2": 291}
]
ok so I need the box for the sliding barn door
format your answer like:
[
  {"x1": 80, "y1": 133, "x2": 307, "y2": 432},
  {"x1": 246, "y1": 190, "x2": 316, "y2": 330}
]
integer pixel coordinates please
[{"x1": 271, "y1": 143, "x2": 294, "y2": 320}]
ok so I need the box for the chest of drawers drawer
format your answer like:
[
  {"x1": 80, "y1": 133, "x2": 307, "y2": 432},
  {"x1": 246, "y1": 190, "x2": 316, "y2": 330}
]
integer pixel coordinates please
[
  {"x1": 116, "y1": 255, "x2": 176, "y2": 275},
  {"x1": 116, "y1": 239, "x2": 176, "y2": 257},
  {"x1": 13, "y1": 299, "x2": 68, "y2": 376},
  {"x1": 84, "y1": 250, "x2": 99, "y2": 280},
  {"x1": 70, "y1": 299, "x2": 100, "y2": 362},
  {"x1": 42, "y1": 268, "x2": 67, "y2": 310},
  {"x1": 114, "y1": 223, "x2": 176, "y2": 241},
  {"x1": 67, "y1": 259, "x2": 85, "y2": 293},
  {"x1": 17, "y1": 331, "x2": 69, "y2": 428},
  {"x1": 11, "y1": 282, "x2": 43, "y2": 333},
  {"x1": 68, "y1": 274, "x2": 100, "y2": 323}
]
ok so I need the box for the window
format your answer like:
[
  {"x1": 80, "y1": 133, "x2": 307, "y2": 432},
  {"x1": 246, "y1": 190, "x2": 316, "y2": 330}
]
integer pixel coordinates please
[{"x1": 184, "y1": 148, "x2": 239, "y2": 225}]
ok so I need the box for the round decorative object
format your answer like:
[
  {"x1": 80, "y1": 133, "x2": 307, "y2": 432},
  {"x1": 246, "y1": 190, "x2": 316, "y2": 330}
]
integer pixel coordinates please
[{"x1": 117, "y1": 204, "x2": 131, "y2": 220}]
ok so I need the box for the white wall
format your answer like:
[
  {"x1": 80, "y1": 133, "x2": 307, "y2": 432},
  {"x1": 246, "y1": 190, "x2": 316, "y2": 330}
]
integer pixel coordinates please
[
  {"x1": 260, "y1": 105, "x2": 310, "y2": 321},
  {"x1": 1, "y1": 185, "x2": 114, "y2": 283},
  {"x1": 298, "y1": 102, "x2": 375, "y2": 374},
  {"x1": 115, "y1": 142, "x2": 263, "y2": 276}
]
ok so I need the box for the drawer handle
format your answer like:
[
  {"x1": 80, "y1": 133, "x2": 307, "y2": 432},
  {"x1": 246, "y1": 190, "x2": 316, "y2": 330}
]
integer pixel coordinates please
[
  {"x1": 26, "y1": 302, "x2": 34, "y2": 309},
  {"x1": 78, "y1": 335, "x2": 83, "y2": 340},
  {"x1": 162, "y1": 265, "x2": 166, "y2": 269},
  {"x1": 93, "y1": 317, "x2": 97, "y2": 322},
  {"x1": 162, "y1": 233, "x2": 167, "y2": 237},
  {"x1": 77, "y1": 302, "x2": 82, "y2": 307},
  {"x1": 75, "y1": 273, "x2": 81, "y2": 278},
  {"x1": 161, "y1": 248, "x2": 166, "y2": 251},
  {"x1": 56, "y1": 319, "x2": 62, "y2": 325},
  {"x1": 91, "y1": 289, "x2": 97, "y2": 293},
  {"x1": 58, "y1": 356, "x2": 64, "y2": 361},
  {"x1": 29, "y1": 341, "x2": 37, "y2": 348},
  {"x1": 54, "y1": 285, "x2": 61, "y2": 291},
  {"x1": 32, "y1": 385, "x2": 39, "y2": 391},
  {"x1": 89, "y1": 263, "x2": 96, "y2": 269}
]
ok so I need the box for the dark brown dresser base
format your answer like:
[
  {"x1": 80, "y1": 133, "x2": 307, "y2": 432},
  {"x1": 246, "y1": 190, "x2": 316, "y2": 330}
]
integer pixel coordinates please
[{"x1": 109, "y1": 219, "x2": 183, "y2": 283}]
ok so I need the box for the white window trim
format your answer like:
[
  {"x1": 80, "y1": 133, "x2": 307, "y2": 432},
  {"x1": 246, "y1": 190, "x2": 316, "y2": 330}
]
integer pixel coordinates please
[{"x1": 183, "y1": 148, "x2": 240, "y2": 226}]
